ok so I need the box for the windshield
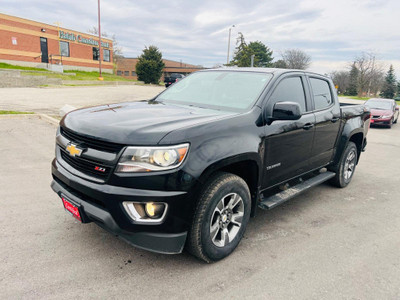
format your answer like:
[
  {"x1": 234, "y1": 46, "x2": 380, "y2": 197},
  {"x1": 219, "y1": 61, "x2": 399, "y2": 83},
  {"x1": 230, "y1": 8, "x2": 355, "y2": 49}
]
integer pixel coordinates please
[
  {"x1": 365, "y1": 100, "x2": 392, "y2": 110},
  {"x1": 156, "y1": 71, "x2": 273, "y2": 111}
]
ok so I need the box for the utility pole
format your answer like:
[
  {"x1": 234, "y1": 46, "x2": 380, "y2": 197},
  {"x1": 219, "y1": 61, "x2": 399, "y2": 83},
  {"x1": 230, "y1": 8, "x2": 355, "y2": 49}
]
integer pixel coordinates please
[
  {"x1": 97, "y1": 0, "x2": 103, "y2": 80},
  {"x1": 250, "y1": 55, "x2": 255, "y2": 67},
  {"x1": 54, "y1": 21, "x2": 62, "y2": 57},
  {"x1": 226, "y1": 25, "x2": 235, "y2": 65}
]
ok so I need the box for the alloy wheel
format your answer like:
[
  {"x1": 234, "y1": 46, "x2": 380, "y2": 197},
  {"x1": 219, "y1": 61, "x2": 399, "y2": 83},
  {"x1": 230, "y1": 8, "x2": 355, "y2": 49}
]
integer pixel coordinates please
[
  {"x1": 343, "y1": 149, "x2": 356, "y2": 181},
  {"x1": 209, "y1": 193, "x2": 244, "y2": 248}
]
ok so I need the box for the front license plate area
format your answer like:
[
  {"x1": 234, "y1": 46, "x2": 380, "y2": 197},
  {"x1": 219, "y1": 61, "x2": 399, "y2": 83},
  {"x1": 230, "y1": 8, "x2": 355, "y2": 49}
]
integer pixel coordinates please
[{"x1": 62, "y1": 196, "x2": 82, "y2": 222}]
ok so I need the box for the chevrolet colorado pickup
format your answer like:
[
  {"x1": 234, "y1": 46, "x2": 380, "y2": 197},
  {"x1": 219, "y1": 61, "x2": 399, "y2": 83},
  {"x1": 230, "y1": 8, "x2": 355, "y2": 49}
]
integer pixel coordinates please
[{"x1": 51, "y1": 68, "x2": 370, "y2": 262}]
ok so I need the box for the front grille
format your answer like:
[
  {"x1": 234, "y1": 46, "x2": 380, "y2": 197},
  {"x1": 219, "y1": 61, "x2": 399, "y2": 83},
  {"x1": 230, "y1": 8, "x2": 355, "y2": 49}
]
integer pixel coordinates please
[
  {"x1": 60, "y1": 149, "x2": 112, "y2": 180},
  {"x1": 61, "y1": 127, "x2": 124, "y2": 153},
  {"x1": 372, "y1": 115, "x2": 381, "y2": 119}
]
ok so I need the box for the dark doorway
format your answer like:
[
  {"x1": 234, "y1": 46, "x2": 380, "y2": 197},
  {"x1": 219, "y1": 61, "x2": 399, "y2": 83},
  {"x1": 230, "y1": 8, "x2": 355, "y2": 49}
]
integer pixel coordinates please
[{"x1": 40, "y1": 37, "x2": 48, "y2": 63}]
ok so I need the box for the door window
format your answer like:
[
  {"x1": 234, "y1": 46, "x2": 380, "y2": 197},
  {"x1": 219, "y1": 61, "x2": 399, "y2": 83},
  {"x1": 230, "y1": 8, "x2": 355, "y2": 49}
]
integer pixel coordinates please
[
  {"x1": 40, "y1": 37, "x2": 48, "y2": 63},
  {"x1": 268, "y1": 77, "x2": 307, "y2": 113},
  {"x1": 92, "y1": 47, "x2": 99, "y2": 61},
  {"x1": 310, "y1": 78, "x2": 333, "y2": 110}
]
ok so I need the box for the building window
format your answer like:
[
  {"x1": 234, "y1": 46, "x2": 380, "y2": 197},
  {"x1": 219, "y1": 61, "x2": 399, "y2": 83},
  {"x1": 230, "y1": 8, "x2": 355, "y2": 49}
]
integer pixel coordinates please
[
  {"x1": 92, "y1": 47, "x2": 99, "y2": 61},
  {"x1": 103, "y1": 49, "x2": 110, "y2": 62},
  {"x1": 59, "y1": 41, "x2": 69, "y2": 57},
  {"x1": 117, "y1": 70, "x2": 122, "y2": 76},
  {"x1": 131, "y1": 71, "x2": 136, "y2": 76},
  {"x1": 124, "y1": 71, "x2": 129, "y2": 76}
]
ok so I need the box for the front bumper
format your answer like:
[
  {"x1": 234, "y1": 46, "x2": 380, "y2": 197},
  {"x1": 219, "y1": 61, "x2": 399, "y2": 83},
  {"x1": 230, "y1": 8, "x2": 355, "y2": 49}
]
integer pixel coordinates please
[
  {"x1": 370, "y1": 118, "x2": 392, "y2": 125},
  {"x1": 51, "y1": 159, "x2": 189, "y2": 254}
]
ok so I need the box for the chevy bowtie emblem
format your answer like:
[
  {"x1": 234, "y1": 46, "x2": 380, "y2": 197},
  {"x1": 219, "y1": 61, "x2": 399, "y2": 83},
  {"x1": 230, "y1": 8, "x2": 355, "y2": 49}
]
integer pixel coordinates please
[{"x1": 66, "y1": 143, "x2": 83, "y2": 157}]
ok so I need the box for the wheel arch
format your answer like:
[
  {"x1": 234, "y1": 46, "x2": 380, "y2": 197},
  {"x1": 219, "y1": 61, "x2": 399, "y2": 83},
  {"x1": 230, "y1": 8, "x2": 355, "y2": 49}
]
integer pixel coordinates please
[
  {"x1": 332, "y1": 128, "x2": 364, "y2": 169},
  {"x1": 198, "y1": 154, "x2": 262, "y2": 217},
  {"x1": 348, "y1": 132, "x2": 364, "y2": 163}
]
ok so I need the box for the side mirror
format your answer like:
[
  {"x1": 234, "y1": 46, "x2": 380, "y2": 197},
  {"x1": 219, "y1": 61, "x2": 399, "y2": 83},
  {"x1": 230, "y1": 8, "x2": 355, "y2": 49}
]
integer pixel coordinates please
[
  {"x1": 271, "y1": 102, "x2": 302, "y2": 121},
  {"x1": 396, "y1": 106, "x2": 399, "y2": 111}
]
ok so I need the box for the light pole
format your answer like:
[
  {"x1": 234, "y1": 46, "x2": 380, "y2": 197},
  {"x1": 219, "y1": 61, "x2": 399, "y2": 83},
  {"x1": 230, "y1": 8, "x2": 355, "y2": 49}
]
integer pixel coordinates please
[
  {"x1": 97, "y1": 0, "x2": 103, "y2": 80},
  {"x1": 226, "y1": 25, "x2": 235, "y2": 65}
]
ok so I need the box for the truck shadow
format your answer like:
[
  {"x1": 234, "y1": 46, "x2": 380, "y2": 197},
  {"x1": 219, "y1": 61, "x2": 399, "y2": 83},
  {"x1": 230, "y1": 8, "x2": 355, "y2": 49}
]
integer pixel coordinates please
[{"x1": 71, "y1": 182, "x2": 338, "y2": 269}]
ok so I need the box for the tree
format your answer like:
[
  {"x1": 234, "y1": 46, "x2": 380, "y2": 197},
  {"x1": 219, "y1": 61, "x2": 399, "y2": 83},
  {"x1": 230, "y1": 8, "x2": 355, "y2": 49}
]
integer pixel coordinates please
[
  {"x1": 352, "y1": 52, "x2": 384, "y2": 97},
  {"x1": 347, "y1": 63, "x2": 359, "y2": 96},
  {"x1": 247, "y1": 41, "x2": 273, "y2": 67},
  {"x1": 281, "y1": 49, "x2": 311, "y2": 69},
  {"x1": 330, "y1": 71, "x2": 350, "y2": 94},
  {"x1": 135, "y1": 46, "x2": 165, "y2": 84},
  {"x1": 397, "y1": 81, "x2": 400, "y2": 97},
  {"x1": 380, "y1": 65, "x2": 396, "y2": 98},
  {"x1": 272, "y1": 59, "x2": 287, "y2": 68},
  {"x1": 229, "y1": 33, "x2": 273, "y2": 67},
  {"x1": 367, "y1": 69, "x2": 384, "y2": 97}
]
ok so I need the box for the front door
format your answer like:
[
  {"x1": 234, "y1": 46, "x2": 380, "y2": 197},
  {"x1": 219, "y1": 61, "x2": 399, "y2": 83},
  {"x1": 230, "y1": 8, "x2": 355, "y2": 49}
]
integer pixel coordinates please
[
  {"x1": 40, "y1": 37, "x2": 48, "y2": 63},
  {"x1": 262, "y1": 75, "x2": 315, "y2": 189}
]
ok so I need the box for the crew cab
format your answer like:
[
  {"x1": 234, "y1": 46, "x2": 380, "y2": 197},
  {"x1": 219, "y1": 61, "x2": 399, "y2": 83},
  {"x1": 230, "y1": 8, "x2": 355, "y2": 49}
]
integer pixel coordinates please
[
  {"x1": 51, "y1": 68, "x2": 370, "y2": 262},
  {"x1": 164, "y1": 73, "x2": 185, "y2": 87}
]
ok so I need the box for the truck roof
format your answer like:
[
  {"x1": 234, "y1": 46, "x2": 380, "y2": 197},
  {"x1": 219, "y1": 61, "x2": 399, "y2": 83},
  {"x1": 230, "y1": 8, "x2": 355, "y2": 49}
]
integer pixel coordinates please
[{"x1": 201, "y1": 67, "x2": 329, "y2": 79}]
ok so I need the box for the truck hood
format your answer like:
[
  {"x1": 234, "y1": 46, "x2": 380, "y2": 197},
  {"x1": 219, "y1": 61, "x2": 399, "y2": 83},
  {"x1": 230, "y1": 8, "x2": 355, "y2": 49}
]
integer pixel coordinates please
[
  {"x1": 61, "y1": 101, "x2": 234, "y2": 145},
  {"x1": 370, "y1": 109, "x2": 393, "y2": 116}
]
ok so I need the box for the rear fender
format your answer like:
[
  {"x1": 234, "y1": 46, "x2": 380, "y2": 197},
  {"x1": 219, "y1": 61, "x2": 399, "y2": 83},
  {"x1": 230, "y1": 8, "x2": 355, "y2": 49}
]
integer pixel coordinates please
[{"x1": 332, "y1": 121, "x2": 364, "y2": 168}]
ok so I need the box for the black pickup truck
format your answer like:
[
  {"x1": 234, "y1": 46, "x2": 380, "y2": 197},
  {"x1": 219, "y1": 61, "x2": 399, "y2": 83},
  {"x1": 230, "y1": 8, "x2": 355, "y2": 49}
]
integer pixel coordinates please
[
  {"x1": 164, "y1": 73, "x2": 185, "y2": 87},
  {"x1": 51, "y1": 68, "x2": 370, "y2": 262}
]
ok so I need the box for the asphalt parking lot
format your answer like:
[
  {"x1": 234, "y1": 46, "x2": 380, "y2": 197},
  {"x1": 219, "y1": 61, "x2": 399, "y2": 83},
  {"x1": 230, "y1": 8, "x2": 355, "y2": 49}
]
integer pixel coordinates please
[
  {"x1": 1, "y1": 114, "x2": 400, "y2": 299},
  {"x1": 0, "y1": 85, "x2": 164, "y2": 115}
]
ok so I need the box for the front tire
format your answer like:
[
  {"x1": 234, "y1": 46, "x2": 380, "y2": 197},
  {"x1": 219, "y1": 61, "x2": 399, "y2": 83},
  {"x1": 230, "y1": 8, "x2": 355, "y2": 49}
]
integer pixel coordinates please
[
  {"x1": 329, "y1": 141, "x2": 358, "y2": 188},
  {"x1": 186, "y1": 172, "x2": 251, "y2": 263}
]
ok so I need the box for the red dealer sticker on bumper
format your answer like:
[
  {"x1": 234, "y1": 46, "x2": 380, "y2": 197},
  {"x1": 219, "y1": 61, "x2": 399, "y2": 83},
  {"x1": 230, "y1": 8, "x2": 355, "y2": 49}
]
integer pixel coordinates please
[{"x1": 62, "y1": 197, "x2": 82, "y2": 222}]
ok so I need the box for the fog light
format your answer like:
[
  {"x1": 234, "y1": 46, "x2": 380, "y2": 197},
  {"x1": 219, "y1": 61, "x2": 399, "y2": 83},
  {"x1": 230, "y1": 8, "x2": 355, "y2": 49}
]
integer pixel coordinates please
[
  {"x1": 145, "y1": 202, "x2": 165, "y2": 218},
  {"x1": 122, "y1": 201, "x2": 168, "y2": 224}
]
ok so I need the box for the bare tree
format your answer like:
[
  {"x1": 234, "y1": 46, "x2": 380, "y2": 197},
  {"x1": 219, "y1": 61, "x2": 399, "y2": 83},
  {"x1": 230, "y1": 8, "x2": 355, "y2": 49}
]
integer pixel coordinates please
[
  {"x1": 368, "y1": 68, "x2": 385, "y2": 96},
  {"x1": 330, "y1": 71, "x2": 350, "y2": 94},
  {"x1": 281, "y1": 49, "x2": 311, "y2": 70},
  {"x1": 352, "y1": 52, "x2": 383, "y2": 97}
]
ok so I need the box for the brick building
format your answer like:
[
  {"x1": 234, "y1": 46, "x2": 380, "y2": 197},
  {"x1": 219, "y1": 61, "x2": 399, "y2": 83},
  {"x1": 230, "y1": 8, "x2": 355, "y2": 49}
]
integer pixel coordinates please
[
  {"x1": 116, "y1": 58, "x2": 204, "y2": 80},
  {"x1": 0, "y1": 13, "x2": 113, "y2": 73}
]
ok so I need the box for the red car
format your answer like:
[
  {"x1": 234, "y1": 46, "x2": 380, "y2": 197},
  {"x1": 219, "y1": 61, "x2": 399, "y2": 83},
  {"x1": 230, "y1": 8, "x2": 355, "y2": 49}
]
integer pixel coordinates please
[{"x1": 365, "y1": 98, "x2": 399, "y2": 128}]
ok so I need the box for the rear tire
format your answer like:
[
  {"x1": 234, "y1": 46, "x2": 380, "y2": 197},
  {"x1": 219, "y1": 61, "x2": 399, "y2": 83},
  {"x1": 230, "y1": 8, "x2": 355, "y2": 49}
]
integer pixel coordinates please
[
  {"x1": 329, "y1": 142, "x2": 358, "y2": 188},
  {"x1": 186, "y1": 172, "x2": 251, "y2": 263}
]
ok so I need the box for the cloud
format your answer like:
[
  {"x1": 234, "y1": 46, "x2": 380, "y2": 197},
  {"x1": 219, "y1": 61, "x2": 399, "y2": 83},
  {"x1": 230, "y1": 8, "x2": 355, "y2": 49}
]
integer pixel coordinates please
[{"x1": 2, "y1": 0, "x2": 400, "y2": 74}]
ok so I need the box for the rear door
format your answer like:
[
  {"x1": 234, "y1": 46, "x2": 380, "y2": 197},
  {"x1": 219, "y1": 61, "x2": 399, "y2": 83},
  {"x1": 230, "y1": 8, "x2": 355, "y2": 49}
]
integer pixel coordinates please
[
  {"x1": 307, "y1": 76, "x2": 341, "y2": 169},
  {"x1": 261, "y1": 74, "x2": 316, "y2": 188}
]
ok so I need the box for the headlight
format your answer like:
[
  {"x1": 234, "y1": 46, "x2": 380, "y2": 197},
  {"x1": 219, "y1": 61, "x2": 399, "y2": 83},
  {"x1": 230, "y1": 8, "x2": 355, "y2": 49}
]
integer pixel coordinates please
[
  {"x1": 116, "y1": 143, "x2": 189, "y2": 173},
  {"x1": 382, "y1": 115, "x2": 392, "y2": 119}
]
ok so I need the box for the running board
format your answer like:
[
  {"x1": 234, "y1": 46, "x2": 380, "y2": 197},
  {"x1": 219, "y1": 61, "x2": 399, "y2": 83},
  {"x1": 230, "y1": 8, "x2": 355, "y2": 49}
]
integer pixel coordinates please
[{"x1": 258, "y1": 171, "x2": 336, "y2": 210}]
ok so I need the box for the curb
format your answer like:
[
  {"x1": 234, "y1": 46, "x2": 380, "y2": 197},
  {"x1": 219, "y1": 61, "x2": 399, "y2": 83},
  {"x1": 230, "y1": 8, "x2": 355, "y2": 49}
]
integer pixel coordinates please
[
  {"x1": 38, "y1": 114, "x2": 60, "y2": 126},
  {"x1": 0, "y1": 113, "x2": 59, "y2": 126}
]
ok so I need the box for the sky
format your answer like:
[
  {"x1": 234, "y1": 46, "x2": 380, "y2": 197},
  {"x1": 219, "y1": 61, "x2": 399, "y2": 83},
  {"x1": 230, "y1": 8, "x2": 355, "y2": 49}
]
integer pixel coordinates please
[{"x1": 2, "y1": 0, "x2": 400, "y2": 75}]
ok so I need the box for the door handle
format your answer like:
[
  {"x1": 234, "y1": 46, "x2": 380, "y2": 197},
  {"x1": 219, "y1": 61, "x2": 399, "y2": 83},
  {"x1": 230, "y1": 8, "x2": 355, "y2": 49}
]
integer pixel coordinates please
[
  {"x1": 331, "y1": 117, "x2": 340, "y2": 123},
  {"x1": 303, "y1": 123, "x2": 314, "y2": 130}
]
